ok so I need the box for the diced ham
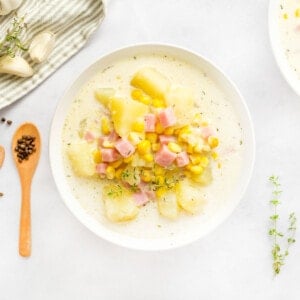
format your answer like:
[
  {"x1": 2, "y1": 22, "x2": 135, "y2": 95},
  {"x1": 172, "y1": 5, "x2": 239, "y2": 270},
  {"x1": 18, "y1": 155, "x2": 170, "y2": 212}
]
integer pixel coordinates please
[
  {"x1": 138, "y1": 182, "x2": 156, "y2": 200},
  {"x1": 84, "y1": 131, "x2": 95, "y2": 143},
  {"x1": 133, "y1": 191, "x2": 150, "y2": 206},
  {"x1": 96, "y1": 163, "x2": 108, "y2": 174},
  {"x1": 158, "y1": 107, "x2": 177, "y2": 128},
  {"x1": 98, "y1": 136, "x2": 106, "y2": 147},
  {"x1": 176, "y1": 151, "x2": 190, "y2": 167},
  {"x1": 115, "y1": 138, "x2": 135, "y2": 158},
  {"x1": 144, "y1": 114, "x2": 156, "y2": 132},
  {"x1": 201, "y1": 126, "x2": 215, "y2": 139},
  {"x1": 101, "y1": 148, "x2": 120, "y2": 162},
  {"x1": 159, "y1": 135, "x2": 176, "y2": 145},
  {"x1": 155, "y1": 145, "x2": 177, "y2": 167}
]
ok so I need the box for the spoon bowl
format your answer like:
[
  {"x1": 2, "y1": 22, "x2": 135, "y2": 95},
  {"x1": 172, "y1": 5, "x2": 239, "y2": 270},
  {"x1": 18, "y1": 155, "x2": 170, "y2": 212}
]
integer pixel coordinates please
[{"x1": 12, "y1": 123, "x2": 41, "y2": 257}]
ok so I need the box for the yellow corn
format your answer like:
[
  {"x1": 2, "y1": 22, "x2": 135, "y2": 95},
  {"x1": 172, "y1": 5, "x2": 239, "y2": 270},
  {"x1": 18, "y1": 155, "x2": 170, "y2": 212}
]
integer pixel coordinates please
[
  {"x1": 189, "y1": 165, "x2": 203, "y2": 175},
  {"x1": 164, "y1": 127, "x2": 175, "y2": 135},
  {"x1": 141, "y1": 170, "x2": 152, "y2": 182},
  {"x1": 193, "y1": 143, "x2": 203, "y2": 153},
  {"x1": 190, "y1": 154, "x2": 202, "y2": 165},
  {"x1": 115, "y1": 168, "x2": 124, "y2": 179},
  {"x1": 93, "y1": 150, "x2": 102, "y2": 164},
  {"x1": 156, "y1": 187, "x2": 167, "y2": 198},
  {"x1": 208, "y1": 136, "x2": 219, "y2": 148},
  {"x1": 131, "y1": 89, "x2": 143, "y2": 100},
  {"x1": 143, "y1": 153, "x2": 154, "y2": 162},
  {"x1": 106, "y1": 166, "x2": 115, "y2": 179},
  {"x1": 101, "y1": 116, "x2": 111, "y2": 135},
  {"x1": 295, "y1": 8, "x2": 300, "y2": 17},
  {"x1": 152, "y1": 98, "x2": 165, "y2": 108},
  {"x1": 156, "y1": 175, "x2": 164, "y2": 185},
  {"x1": 152, "y1": 143, "x2": 160, "y2": 152},
  {"x1": 168, "y1": 142, "x2": 182, "y2": 153},
  {"x1": 199, "y1": 156, "x2": 209, "y2": 168},
  {"x1": 140, "y1": 95, "x2": 152, "y2": 105},
  {"x1": 132, "y1": 120, "x2": 145, "y2": 132},
  {"x1": 123, "y1": 155, "x2": 133, "y2": 163},
  {"x1": 211, "y1": 152, "x2": 218, "y2": 160},
  {"x1": 146, "y1": 132, "x2": 158, "y2": 143},
  {"x1": 187, "y1": 144, "x2": 194, "y2": 154},
  {"x1": 185, "y1": 164, "x2": 193, "y2": 171},
  {"x1": 102, "y1": 140, "x2": 115, "y2": 148},
  {"x1": 155, "y1": 122, "x2": 164, "y2": 134},
  {"x1": 111, "y1": 159, "x2": 123, "y2": 169},
  {"x1": 128, "y1": 132, "x2": 144, "y2": 145},
  {"x1": 154, "y1": 166, "x2": 164, "y2": 175},
  {"x1": 137, "y1": 140, "x2": 151, "y2": 155}
]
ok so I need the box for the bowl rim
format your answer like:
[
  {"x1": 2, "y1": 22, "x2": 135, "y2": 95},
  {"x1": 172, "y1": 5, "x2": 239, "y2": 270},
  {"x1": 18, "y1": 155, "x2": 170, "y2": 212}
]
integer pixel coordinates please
[
  {"x1": 269, "y1": 0, "x2": 300, "y2": 96},
  {"x1": 49, "y1": 42, "x2": 255, "y2": 251}
]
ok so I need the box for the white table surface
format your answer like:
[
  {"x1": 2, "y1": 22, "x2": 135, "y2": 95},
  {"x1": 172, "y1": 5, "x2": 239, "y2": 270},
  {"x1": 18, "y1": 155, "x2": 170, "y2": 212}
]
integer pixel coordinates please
[{"x1": 1, "y1": 0, "x2": 300, "y2": 299}]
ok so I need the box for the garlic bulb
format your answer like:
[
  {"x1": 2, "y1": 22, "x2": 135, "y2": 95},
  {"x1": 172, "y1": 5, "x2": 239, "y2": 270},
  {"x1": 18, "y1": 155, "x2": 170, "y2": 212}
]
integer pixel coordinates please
[
  {"x1": 29, "y1": 31, "x2": 56, "y2": 64},
  {"x1": 0, "y1": 0, "x2": 23, "y2": 15},
  {"x1": 0, "y1": 55, "x2": 33, "y2": 77}
]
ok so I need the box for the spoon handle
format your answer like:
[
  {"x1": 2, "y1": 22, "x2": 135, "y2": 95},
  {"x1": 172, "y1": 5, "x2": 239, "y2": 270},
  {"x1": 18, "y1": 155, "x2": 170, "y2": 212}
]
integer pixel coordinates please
[{"x1": 19, "y1": 179, "x2": 31, "y2": 257}]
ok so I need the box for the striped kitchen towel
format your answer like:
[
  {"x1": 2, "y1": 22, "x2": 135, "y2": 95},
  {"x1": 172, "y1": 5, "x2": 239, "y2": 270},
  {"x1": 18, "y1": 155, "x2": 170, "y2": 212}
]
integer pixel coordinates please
[{"x1": 0, "y1": 0, "x2": 105, "y2": 109}]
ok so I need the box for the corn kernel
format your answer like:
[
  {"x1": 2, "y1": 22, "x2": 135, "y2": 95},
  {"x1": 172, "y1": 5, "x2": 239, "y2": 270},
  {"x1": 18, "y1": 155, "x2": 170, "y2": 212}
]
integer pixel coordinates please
[
  {"x1": 123, "y1": 155, "x2": 133, "y2": 163},
  {"x1": 155, "y1": 122, "x2": 164, "y2": 134},
  {"x1": 164, "y1": 127, "x2": 175, "y2": 135},
  {"x1": 101, "y1": 117, "x2": 111, "y2": 135},
  {"x1": 152, "y1": 98, "x2": 165, "y2": 108},
  {"x1": 156, "y1": 187, "x2": 167, "y2": 198},
  {"x1": 295, "y1": 8, "x2": 300, "y2": 17},
  {"x1": 143, "y1": 153, "x2": 154, "y2": 162},
  {"x1": 168, "y1": 142, "x2": 182, "y2": 153},
  {"x1": 192, "y1": 113, "x2": 202, "y2": 126},
  {"x1": 187, "y1": 144, "x2": 194, "y2": 154},
  {"x1": 106, "y1": 166, "x2": 115, "y2": 179},
  {"x1": 102, "y1": 140, "x2": 114, "y2": 148},
  {"x1": 93, "y1": 150, "x2": 102, "y2": 163},
  {"x1": 137, "y1": 140, "x2": 151, "y2": 155},
  {"x1": 128, "y1": 132, "x2": 144, "y2": 145},
  {"x1": 190, "y1": 154, "x2": 202, "y2": 165},
  {"x1": 189, "y1": 165, "x2": 203, "y2": 175},
  {"x1": 208, "y1": 136, "x2": 219, "y2": 148},
  {"x1": 156, "y1": 175, "x2": 164, "y2": 185},
  {"x1": 211, "y1": 152, "x2": 218, "y2": 160},
  {"x1": 131, "y1": 89, "x2": 143, "y2": 100},
  {"x1": 140, "y1": 95, "x2": 152, "y2": 105},
  {"x1": 111, "y1": 159, "x2": 123, "y2": 168},
  {"x1": 283, "y1": 13, "x2": 288, "y2": 19},
  {"x1": 154, "y1": 166, "x2": 164, "y2": 175},
  {"x1": 152, "y1": 143, "x2": 160, "y2": 152},
  {"x1": 185, "y1": 164, "x2": 193, "y2": 171},
  {"x1": 141, "y1": 170, "x2": 152, "y2": 182},
  {"x1": 146, "y1": 133, "x2": 158, "y2": 143},
  {"x1": 193, "y1": 144, "x2": 203, "y2": 153},
  {"x1": 199, "y1": 156, "x2": 209, "y2": 168},
  {"x1": 132, "y1": 120, "x2": 145, "y2": 132},
  {"x1": 115, "y1": 168, "x2": 124, "y2": 179}
]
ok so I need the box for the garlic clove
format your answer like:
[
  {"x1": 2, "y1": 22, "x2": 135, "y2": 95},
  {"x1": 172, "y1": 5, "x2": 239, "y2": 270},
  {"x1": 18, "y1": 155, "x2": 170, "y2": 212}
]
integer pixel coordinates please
[
  {"x1": 29, "y1": 31, "x2": 56, "y2": 64},
  {"x1": 0, "y1": 0, "x2": 23, "y2": 15},
  {"x1": 0, "y1": 55, "x2": 33, "y2": 77}
]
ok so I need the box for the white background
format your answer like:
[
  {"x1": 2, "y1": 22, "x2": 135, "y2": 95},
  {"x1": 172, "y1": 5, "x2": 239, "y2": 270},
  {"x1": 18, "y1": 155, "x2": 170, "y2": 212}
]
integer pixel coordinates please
[{"x1": 1, "y1": 0, "x2": 300, "y2": 299}]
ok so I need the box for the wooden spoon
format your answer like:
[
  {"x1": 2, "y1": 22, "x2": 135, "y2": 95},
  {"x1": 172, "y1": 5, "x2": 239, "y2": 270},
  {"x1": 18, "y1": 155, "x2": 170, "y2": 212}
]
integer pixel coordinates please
[{"x1": 12, "y1": 123, "x2": 41, "y2": 257}]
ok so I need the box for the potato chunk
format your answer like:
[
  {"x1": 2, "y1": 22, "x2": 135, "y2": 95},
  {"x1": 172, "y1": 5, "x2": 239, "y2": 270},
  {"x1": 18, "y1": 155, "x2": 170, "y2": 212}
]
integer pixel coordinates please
[
  {"x1": 157, "y1": 192, "x2": 178, "y2": 219},
  {"x1": 103, "y1": 185, "x2": 139, "y2": 222},
  {"x1": 109, "y1": 97, "x2": 148, "y2": 138},
  {"x1": 176, "y1": 178, "x2": 206, "y2": 214},
  {"x1": 166, "y1": 86, "x2": 195, "y2": 126},
  {"x1": 67, "y1": 143, "x2": 95, "y2": 177},
  {"x1": 95, "y1": 88, "x2": 115, "y2": 107},
  {"x1": 131, "y1": 67, "x2": 170, "y2": 100}
]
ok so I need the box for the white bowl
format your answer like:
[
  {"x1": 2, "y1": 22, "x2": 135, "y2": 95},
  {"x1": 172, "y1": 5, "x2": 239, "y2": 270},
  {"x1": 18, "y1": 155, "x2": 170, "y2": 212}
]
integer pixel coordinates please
[
  {"x1": 50, "y1": 44, "x2": 255, "y2": 250},
  {"x1": 269, "y1": 0, "x2": 300, "y2": 95}
]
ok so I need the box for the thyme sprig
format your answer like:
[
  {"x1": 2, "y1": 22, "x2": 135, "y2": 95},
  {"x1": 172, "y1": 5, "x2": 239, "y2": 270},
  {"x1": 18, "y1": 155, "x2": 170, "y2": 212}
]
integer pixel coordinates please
[
  {"x1": 0, "y1": 16, "x2": 28, "y2": 58},
  {"x1": 269, "y1": 175, "x2": 297, "y2": 275}
]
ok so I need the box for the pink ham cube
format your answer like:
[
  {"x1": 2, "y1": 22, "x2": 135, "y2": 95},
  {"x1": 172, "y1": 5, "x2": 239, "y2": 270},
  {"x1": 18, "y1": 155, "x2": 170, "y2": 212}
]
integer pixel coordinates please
[
  {"x1": 159, "y1": 135, "x2": 176, "y2": 145},
  {"x1": 144, "y1": 114, "x2": 156, "y2": 132},
  {"x1": 84, "y1": 131, "x2": 95, "y2": 143},
  {"x1": 133, "y1": 191, "x2": 150, "y2": 206},
  {"x1": 114, "y1": 138, "x2": 135, "y2": 158},
  {"x1": 158, "y1": 107, "x2": 177, "y2": 128},
  {"x1": 176, "y1": 151, "x2": 189, "y2": 167},
  {"x1": 155, "y1": 145, "x2": 177, "y2": 167},
  {"x1": 96, "y1": 163, "x2": 108, "y2": 174},
  {"x1": 101, "y1": 148, "x2": 120, "y2": 162},
  {"x1": 201, "y1": 126, "x2": 215, "y2": 139}
]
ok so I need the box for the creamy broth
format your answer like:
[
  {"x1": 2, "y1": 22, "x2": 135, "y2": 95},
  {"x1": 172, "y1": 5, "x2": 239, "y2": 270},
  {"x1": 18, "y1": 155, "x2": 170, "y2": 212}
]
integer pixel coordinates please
[
  {"x1": 279, "y1": 0, "x2": 300, "y2": 78},
  {"x1": 62, "y1": 53, "x2": 243, "y2": 239}
]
